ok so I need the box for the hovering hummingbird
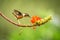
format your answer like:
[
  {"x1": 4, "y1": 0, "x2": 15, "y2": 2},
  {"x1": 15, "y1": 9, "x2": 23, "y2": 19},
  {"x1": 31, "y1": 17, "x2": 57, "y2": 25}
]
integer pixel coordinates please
[{"x1": 12, "y1": 9, "x2": 31, "y2": 24}]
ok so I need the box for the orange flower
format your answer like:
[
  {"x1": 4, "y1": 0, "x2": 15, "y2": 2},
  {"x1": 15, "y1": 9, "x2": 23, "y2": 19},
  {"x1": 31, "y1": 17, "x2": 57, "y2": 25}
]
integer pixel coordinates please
[
  {"x1": 31, "y1": 16, "x2": 42, "y2": 24},
  {"x1": 31, "y1": 16, "x2": 42, "y2": 30}
]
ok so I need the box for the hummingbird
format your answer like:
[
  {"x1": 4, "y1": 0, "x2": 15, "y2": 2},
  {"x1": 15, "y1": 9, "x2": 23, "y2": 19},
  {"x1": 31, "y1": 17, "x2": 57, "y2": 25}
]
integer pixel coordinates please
[{"x1": 12, "y1": 9, "x2": 31, "y2": 24}]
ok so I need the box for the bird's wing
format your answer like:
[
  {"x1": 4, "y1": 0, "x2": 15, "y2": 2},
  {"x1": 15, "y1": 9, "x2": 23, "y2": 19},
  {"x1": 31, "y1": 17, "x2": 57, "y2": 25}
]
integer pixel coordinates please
[{"x1": 14, "y1": 9, "x2": 22, "y2": 15}]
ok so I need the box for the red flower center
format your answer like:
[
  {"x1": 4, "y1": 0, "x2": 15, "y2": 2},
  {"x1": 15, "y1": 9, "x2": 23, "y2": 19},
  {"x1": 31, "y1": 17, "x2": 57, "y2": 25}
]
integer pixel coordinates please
[{"x1": 31, "y1": 16, "x2": 42, "y2": 23}]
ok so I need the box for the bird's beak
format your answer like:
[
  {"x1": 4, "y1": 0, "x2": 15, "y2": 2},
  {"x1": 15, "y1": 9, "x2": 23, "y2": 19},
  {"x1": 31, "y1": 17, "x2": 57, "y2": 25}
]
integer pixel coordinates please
[{"x1": 28, "y1": 16, "x2": 31, "y2": 18}]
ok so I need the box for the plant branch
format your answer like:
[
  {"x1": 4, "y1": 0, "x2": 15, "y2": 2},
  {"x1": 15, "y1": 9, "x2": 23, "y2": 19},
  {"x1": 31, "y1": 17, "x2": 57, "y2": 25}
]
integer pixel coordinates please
[{"x1": 0, "y1": 11, "x2": 51, "y2": 27}]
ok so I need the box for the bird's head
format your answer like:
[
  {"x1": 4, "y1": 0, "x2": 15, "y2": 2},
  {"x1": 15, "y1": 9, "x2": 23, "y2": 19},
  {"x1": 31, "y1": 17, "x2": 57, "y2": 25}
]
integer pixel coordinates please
[{"x1": 23, "y1": 13, "x2": 31, "y2": 17}]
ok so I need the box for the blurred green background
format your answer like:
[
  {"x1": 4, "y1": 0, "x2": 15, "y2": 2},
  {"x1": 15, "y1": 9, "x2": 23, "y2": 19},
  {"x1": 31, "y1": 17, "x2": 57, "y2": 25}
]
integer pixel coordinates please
[{"x1": 0, "y1": 0, "x2": 60, "y2": 40}]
